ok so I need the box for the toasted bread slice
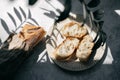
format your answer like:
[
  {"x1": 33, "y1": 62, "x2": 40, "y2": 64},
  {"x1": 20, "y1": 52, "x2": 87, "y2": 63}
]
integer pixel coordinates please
[
  {"x1": 76, "y1": 35, "x2": 94, "y2": 61},
  {"x1": 53, "y1": 37, "x2": 79, "y2": 60},
  {"x1": 61, "y1": 21, "x2": 87, "y2": 38}
]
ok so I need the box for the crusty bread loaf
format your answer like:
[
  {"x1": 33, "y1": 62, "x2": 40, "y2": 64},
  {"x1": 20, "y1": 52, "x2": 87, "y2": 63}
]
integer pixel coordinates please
[
  {"x1": 61, "y1": 21, "x2": 87, "y2": 38},
  {"x1": 18, "y1": 24, "x2": 46, "y2": 49},
  {"x1": 53, "y1": 37, "x2": 79, "y2": 61},
  {"x1": 76, "y1": 35, "x2": 94, "y2": 61}
]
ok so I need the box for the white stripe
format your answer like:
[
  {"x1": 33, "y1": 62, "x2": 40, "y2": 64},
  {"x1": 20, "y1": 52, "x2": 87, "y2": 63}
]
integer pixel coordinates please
[{"x1": 115, "y1": 10, "x2": 120, "y2": 16}]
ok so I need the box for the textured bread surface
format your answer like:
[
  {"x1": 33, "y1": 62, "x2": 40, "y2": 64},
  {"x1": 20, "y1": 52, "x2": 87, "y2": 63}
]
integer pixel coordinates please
[
  {"x1": 76, "y1": 35, "x2": 94, "y2": 61},
  {"x1": 61, "y1": 21, "x2": 87, "y2": 38},
  {"x1": 18, "y1": 24, "x2": 46, "y2": 49},
  {"x1": 53, "y1": 37, "x2": 79, "y2": 60},
  {"x1": 52, "y1": 21, "x2": 94, "y2": 62}
]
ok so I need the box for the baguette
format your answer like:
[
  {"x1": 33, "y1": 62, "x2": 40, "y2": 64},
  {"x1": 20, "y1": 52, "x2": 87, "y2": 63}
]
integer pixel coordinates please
[
  {"x1": 53, "y1": 37, "x2": 79, "y2": 61},
  {"x1": 18, "y1": 24, "x2": 46, "y2": 49},
  {"x1": 61, "y1": 21, "x2": 87, "y2": 38},
  {"x1": 76, "y1": 35, "x2": 94, "y2": 61}
]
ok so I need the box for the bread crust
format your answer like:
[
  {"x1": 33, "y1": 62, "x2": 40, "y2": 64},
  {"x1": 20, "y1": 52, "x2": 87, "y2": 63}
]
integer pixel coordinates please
[
  {"x1": 18, "y1": 24, "x2": 46, "y2": 49},
  {"x1": 52, "y1": 21, "x2": 94, "y2": 62},
  {"x1": 53, "y1": 37, "x2": 79, "y2": 61},
  {"x1": 61, "y1": 21, "x2": 88, "y2": 38},
  {"x1": 76, "y1": 35, "x2": 94, "y2": 61}
]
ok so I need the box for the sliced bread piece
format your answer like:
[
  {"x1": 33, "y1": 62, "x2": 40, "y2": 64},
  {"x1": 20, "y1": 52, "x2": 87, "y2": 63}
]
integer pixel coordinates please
[
  {"x1": 76, "y1": 35, "x2": 94, "y2": 61},
  {"x1": 61, "y1": 21, "x2": 88, "y2": 38},
  {"x1": 53, "y1": 37, "x2": 79, "y2": 60}
]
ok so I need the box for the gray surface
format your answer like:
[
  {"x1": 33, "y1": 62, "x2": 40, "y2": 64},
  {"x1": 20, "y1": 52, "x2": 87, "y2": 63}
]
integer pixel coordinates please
[{"x1": 0, "y1": 0, "x2": 120, "y2": 80}]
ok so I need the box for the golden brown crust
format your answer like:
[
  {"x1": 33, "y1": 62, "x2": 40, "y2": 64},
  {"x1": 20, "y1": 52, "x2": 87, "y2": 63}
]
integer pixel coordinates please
[
  {"x1": 61, "y1": 21, "x2": 88, "y2": 38},
  {"x1": 53, "y1": 37, "x2": 79, "y2": 61},
  {"x1": 76, "y1": 35, "x2": 94, "y2": 61},
  {"x1": 18, "y1": 24, "x2": 46, "y2": 49},
  {"x1": 52, "y1": 21, "x2": 94, "y2": 62}
]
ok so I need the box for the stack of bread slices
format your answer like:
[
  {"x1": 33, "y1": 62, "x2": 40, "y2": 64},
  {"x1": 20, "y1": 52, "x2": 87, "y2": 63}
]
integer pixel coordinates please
[{"x1": 52, "y1": 21, "x2": 94, "y2": 62}]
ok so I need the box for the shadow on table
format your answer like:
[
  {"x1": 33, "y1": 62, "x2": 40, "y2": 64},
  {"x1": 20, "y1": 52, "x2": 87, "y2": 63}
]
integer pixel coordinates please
[
  {"x1": 0, "y1": 43, "x2": 29, "y2": 80},
  {"x1": 28, "y1": 0, "x2": 38, "y2": 5},
  {"x1": 40, "y1": 0, "x2": 65, "y2": 20},
  {"x1": 0, "y1": 39, "x2": 1, "y2": 45},
  {"x1": 12, "y1": 42, "x2": 114, "y2": 80},
  {"x1": 9, "y1": 0, "x2": 38, "y2": 5}
]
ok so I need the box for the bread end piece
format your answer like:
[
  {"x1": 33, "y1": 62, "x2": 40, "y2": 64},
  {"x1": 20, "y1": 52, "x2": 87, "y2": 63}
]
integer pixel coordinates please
[{"x1": 18, "y1": 24, "x2": 46, "y2": 49}]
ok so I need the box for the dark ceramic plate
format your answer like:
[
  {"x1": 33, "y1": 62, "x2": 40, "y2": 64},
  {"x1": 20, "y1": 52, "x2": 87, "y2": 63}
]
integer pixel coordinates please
[{"x1": 46, "y1": 14, "x2": 106, "y2": 71}]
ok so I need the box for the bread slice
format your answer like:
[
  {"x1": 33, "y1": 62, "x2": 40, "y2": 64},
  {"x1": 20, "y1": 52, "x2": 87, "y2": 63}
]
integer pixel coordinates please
[
  {"x1": 76, "y1": 35, "x2": 94, "y2": 61},
  {"x1": 53, "y1": 37, "x2": 79, "y2": 60},
  {"x1": 61, "y1": 21, "x2": 87, "y2": 38}
]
